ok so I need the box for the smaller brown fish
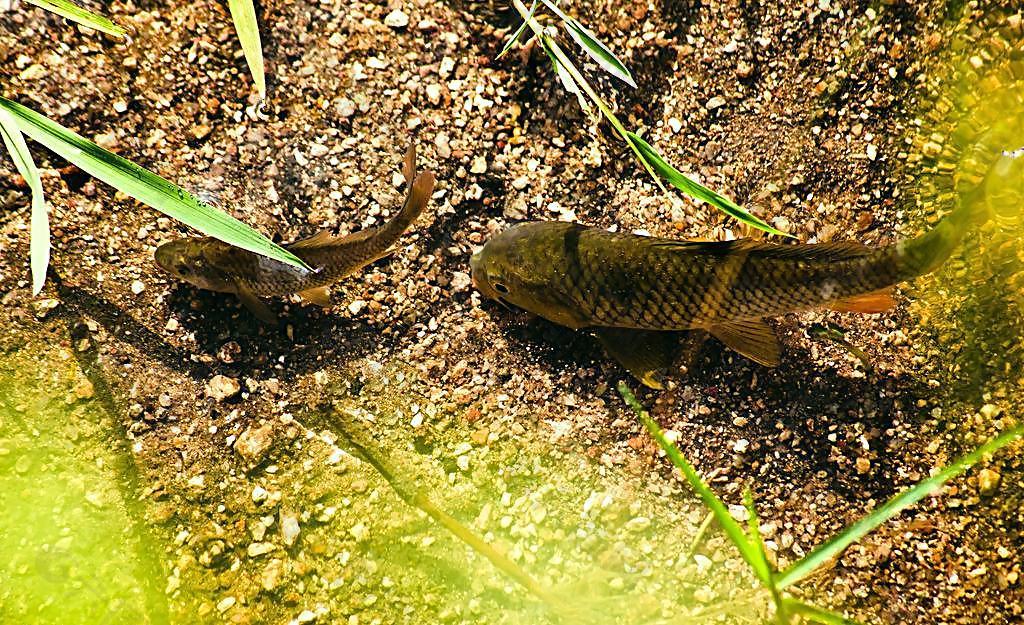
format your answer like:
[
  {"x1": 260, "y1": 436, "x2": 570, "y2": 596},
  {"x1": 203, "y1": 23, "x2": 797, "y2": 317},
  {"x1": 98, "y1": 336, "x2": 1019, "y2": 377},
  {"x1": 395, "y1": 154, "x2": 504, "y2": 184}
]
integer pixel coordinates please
[{"x1": 156, "y1": 146, "x2": 435, "y2": 322}]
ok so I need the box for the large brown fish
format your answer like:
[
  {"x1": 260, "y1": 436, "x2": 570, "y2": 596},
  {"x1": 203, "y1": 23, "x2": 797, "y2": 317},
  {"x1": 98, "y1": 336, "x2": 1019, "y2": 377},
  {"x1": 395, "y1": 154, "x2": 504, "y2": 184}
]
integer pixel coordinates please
[
  {"x1": 156, "y1": 146, "x2": 435, "y2": 322},
  {"x1": 470, "y1": 190, "x2": 993, "y2": 388}
]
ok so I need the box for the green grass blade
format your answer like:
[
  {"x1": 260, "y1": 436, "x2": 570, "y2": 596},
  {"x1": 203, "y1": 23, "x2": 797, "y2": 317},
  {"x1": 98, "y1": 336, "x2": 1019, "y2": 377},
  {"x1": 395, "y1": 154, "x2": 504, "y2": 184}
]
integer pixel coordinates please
[
  {"x1": 540, "y1": 39, "x2": 591, "y2": 114},
  {"x1": 0, "y1": 109, "x2": 49, "y2": 294},
  {"x1": 743, "y1": 488, "x2": 791, "y2": 622},
  {"x1": 776, "y1": 424, "x2": 1024, "y2": 589},
  {"x1": 227, "y1": 0, "x2": 266, "y2": 99},
  {"x1": 23, "y1": 0, "x2": 126, "y2": 37},
  {"x1": 625, "y1": 131, "x2": 791, "y2": 238},
  {"x1": 783, "y1": 598, "x2": 864, "y2": 625},
  {"x1": 498, "y1": 0, "x2": 538, "y2": 59},
  {"x1": 742, "y1": 489, "x2": 774, "y2": 588},
  {"x1": 618, "y1": 382, "x2": 771, "y2": 587},
  {"x1": 510, "y1": 0, "x2": 662, "y2": 189},
  {"x1": 539, "y1": 0, "x2": 636, "y2": 87},
  {"x1": 0, "y1": 96, "x2": 307, "y2": 270}
]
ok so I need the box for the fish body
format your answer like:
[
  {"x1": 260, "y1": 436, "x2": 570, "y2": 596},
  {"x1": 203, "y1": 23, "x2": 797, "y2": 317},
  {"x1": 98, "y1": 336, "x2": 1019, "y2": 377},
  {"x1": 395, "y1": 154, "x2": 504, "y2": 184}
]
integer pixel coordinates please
[
  {"x1": 156, "y1": 147, "x2": 435, "y2": 321},
  {"x1": 470, "y1": 197, "x2": 988, "y2": 387}
]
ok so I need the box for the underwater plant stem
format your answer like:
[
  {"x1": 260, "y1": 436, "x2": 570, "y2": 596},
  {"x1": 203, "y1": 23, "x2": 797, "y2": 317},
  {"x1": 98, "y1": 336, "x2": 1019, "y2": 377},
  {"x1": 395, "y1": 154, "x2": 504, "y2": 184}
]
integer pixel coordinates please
[
  {"x1": 509, "y1": 0, "x2": 665, "y2": 191},
  {"x1": 325, "y1": 408, "x2": 566, "y2": 609},
  {"x1": 408, "y1": 492, "x2": 562, "y2": 605}
]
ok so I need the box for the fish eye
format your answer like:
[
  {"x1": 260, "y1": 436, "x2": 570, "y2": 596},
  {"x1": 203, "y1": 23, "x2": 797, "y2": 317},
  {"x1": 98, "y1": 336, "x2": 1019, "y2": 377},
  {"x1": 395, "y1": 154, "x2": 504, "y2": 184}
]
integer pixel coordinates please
[{"x1": 493, "y1": 283, "x2": 509, "y2": 294}]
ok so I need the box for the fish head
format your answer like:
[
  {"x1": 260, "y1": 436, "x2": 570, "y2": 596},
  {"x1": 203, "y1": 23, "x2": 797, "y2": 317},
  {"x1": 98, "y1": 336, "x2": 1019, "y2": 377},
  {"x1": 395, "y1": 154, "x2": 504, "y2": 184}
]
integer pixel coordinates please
[
  {"x1": 154, "y1": 238, "x2": 237, "y2": 292},
  {"x1": 471, "y1": 222, "x2": 588, "y2": 328}
]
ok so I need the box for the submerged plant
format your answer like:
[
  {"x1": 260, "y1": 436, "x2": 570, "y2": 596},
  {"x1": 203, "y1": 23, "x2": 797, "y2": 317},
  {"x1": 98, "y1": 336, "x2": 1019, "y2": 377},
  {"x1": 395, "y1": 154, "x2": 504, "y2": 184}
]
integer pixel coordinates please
[
  {"x1": 501, "y1": 0, "x2": 787, "y2": 237},
  {"x1": 225, "y1": 0, "x2": 266, "y2": 99},
  {"x1": 618, "y1": 382, "x2": 1023, "y2": 624},
  {"x1": 22, "y1": 0, "x2": 126, "y2": 37},
  {"x1": 0, "y1": 97, "x2": 306, "y2": 294}
]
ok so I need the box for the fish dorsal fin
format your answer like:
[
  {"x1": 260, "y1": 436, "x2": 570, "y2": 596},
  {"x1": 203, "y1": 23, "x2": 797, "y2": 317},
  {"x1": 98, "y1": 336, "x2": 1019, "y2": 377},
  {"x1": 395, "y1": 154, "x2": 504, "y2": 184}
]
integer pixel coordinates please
[
  {"x1": 829, "y1": 287, "x2": 896, "y2": 313},
  {"x1": 708, "y1": 318, "x2": 781, "y2": 367},
  {"x1": 288, "y1": 229, "x2": 340, "y2": 250},
  {"x1": 297, "y1": 286, "x2": 332, "y2": 307},
  {"x1": 649, "y1": 238, "x2": 875, "y2": 262},
  {"x1": 730, "y1": 239, "x2": 875, "y2": 261},
  {"x1": 593, "y1": 328, "x2": 679, "y2": 390}
]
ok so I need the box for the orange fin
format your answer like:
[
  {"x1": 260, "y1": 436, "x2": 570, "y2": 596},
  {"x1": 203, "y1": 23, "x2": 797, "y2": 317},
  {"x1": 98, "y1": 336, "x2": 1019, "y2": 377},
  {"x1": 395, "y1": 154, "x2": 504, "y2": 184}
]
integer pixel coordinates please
[
  {"x1": 297, "y1": 286, "x2": 331, "y2": 307},
  {"x1": 829, "y1": 288, "x2": 896, "y2": 314},
  {"x1": 708, "y1": 318, "x2": 781, "y2": 367}
]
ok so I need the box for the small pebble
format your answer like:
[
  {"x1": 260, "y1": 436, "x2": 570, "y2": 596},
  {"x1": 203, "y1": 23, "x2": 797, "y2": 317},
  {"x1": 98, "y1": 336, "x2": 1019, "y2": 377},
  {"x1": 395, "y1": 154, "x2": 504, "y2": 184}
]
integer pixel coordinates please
[
  {"x1": 384, "y1": 9, "x2": 409, "y2": 29},
  {"x1": 977, "y1": 468, "x2": 1001, "y2": 496},
  {"x1": 207, "y1": 375, "x2": 241, "y2": 401}
]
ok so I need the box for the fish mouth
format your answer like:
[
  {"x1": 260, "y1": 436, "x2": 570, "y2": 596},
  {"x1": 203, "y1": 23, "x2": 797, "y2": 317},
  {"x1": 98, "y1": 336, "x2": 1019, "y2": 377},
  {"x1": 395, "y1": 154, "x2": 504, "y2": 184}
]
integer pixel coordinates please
[
  {"x1": 469, "y1": 248, "x2": 493, "y2": 298},
  {"x1": 494, "y1": 296, "x2": 515, "y2": 311}
]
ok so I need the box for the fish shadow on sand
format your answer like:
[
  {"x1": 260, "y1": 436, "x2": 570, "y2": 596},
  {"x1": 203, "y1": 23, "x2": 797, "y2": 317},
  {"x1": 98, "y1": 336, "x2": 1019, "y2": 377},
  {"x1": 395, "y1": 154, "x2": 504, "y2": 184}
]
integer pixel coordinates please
[
  {"x1": 484, "y1": 304, "x2": 930, "y2": 505},
  {"x1": 51, "y1": 272, "x2": 398, "y2": 386},
  {"x1": 161, "y1": 282, "x2": 421, "y2": 383},
  {"x1": 52, "y1": 273, "x2": 212, "y2": 381}
]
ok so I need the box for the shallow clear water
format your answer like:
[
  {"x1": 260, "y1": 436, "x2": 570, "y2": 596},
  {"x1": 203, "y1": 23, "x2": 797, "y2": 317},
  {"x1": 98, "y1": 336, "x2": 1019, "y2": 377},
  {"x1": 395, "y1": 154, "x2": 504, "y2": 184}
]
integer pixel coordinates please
[{"x1": 0, "y1": 344, "x2": 169, "y2": 624}]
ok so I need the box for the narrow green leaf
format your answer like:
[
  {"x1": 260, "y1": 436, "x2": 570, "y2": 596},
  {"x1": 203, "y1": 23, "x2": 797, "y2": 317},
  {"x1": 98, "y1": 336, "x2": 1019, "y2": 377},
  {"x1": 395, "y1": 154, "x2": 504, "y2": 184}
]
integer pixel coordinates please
[
  {"x1": 227, "y1": 0, "x2": 266, "y2": 99},
  {"x1": 540, "y1": 38, "x2": 591, "y2": 114},
  {"x1": 618, "y1": 382, "x2": 771, "y2": 587},
  {"x1": 498, "y1": 0, "x2": 538, "y2": 59},
  {"x1": 0, "y1": 96, "x2": 307, "y2": 270},
  {"x1": 783, "y1": 598, "x2": 864, "y2": 625},
  {"x1": 539, "y1": 0, "x2": 636, "y2": 87},
  {"x1": 0, "y1": 109, "x2": 49, "y2": 294},
  {"x1": 742, "y1": 489, "x2": 774, "y2": 587},
  {"x1": 24, "y1": 0, "x2": 126, "y2": 37},
  {"x1": 776, "y1": 424, "x2": 1024, "y2": 589},
  {"x1": 626, "y1": 131, "x2": 791, "y2": 237}
]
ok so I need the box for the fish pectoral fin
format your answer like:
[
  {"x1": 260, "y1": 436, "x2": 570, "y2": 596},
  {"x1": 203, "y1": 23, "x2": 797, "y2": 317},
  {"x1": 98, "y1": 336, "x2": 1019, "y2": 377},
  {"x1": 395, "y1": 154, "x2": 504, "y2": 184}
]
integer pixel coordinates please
[
  {"x1": 708, "y1": 319, "x2": 781, "y2": 367},
  {"x1": 593, "y1": 328, "x2": 679, "y2": 390},
  {"x1": 828, "y1": 287, "x2": 896, "y2": 314},
  {"x1": 297, "y1": 286, "x2": 331, "y2": 307},
  {"x1": 235, "y1": 284, "x2": 277, "y2": 323}
]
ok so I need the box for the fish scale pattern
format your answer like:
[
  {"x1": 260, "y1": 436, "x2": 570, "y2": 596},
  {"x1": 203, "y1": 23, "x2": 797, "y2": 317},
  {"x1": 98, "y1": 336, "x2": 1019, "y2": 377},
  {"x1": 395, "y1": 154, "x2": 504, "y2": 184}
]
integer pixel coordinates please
[{"x1": 544, "y1": 225, "x2": 918, "y2": 331}]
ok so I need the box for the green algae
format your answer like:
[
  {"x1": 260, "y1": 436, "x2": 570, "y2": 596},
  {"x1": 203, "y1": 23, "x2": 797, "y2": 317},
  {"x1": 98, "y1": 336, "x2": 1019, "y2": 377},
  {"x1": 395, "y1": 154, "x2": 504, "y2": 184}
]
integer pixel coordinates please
[
  {"x1": 905, "y1": 7, "x2": 1024, "y2": 407},
  {"x1": 0, "y1": 340, "x2": 169, "y2": 625}
]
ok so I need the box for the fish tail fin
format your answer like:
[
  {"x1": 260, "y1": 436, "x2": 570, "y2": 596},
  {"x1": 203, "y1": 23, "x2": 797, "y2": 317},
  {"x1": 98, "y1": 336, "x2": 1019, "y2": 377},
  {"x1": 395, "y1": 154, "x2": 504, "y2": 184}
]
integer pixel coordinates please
[
  {"x1": 898, "y1": 187, "x2": 992, "y2": 278},
  {"x1": 899, "y1": 150, "x2": 1024, "y2": 277},
  {"x1": 391, "y1": 143, "x2": 436, "y2": 234},
  {"x1": 289, "y1": 145, "x2": 436, "y2": 257}
]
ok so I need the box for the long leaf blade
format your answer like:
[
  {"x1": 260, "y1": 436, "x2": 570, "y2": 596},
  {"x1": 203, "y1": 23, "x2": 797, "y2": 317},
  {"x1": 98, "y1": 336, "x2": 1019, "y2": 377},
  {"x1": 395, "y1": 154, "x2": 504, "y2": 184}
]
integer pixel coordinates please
[
  {"x1": 540, "y1": 38, "x2": 591, "y2": 114},
  {"x1": 626, "y1": 131, "x2": 790, "y2": 237},
  {"x1": 0, "y1": 110, "x2": 49, "y2": 294},
  {"x1": 742, "y1": 489, "x2": 774, "y2": 587},
  {"x1": 776, "y1": 424, "x2": 1024, "y2": 589},
  {"x1": 0, "y1": 96, "x2": 307, "y2": 270},
  {"x1": 540, "y1": 0, "x2": 636, "y2": 87},
  {"x1": 618, "y1": 382, "x2": 771, "y2": 586},
  {"x1": 23, "y1": 0, "x2": 126, "y2": 37},
  {"x1": 227, "y1": 0, "x2": 266, "y2": 99},
  {"x1": 498, "y1": 0, "x2": 538, "y2": 59}
]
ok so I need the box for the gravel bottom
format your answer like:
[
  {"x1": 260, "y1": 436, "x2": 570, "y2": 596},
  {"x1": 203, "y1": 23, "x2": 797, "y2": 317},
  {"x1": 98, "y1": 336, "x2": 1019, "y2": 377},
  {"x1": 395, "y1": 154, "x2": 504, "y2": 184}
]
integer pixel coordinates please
[{"x1": 1, "y1": 0, "x2": 1022, "y2": 623}]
